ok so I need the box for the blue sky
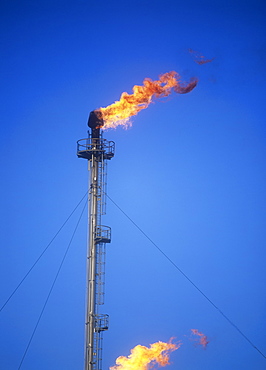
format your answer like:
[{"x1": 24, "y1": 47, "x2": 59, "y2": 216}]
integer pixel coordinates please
[{"x1": 0, "y1": 0, "x2": 266, "y2": 369}]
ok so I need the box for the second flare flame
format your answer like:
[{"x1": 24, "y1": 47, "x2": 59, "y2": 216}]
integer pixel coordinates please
[{"x1": 110, "y1": 340, "x2": 180, "y2": 370}]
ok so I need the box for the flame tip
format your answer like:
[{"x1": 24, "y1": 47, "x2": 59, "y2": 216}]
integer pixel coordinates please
[{"x1": 191, "y1": 329, "x2": 209, "y2": 349}]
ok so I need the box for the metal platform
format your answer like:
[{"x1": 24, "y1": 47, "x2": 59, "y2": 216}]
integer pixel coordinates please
[
  {"x1": 77, "y1": 138, "x2": 115, "y2": 160},
  {"x1": 94, "y1": 226, "x2": 111, "y2": 244},
  {"x1": 94, "y1": 314, "x2": 109, "y2": 332}
]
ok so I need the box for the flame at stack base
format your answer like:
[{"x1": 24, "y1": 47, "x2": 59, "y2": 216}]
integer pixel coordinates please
[{"x1": 110, "y1": 340, "x2": 180, "y2": 370}]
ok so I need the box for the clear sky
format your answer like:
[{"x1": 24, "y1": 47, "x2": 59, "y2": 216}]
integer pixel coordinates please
[{"x1": 0, "y1": 0, "x2": 266, "y2": 369}]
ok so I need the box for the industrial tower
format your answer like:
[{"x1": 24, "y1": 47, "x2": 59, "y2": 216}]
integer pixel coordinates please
[{"x1": 77, "y1": 111, "x2": 115, "y2": 370}]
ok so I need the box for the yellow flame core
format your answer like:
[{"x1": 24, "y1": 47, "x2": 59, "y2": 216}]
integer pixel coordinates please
[
  {"x1": 97, "y1": 71, "x2": 198, "y2": 130},
  {"x1": 110, "y1": 340, "x2": 180, "y2": 370}
]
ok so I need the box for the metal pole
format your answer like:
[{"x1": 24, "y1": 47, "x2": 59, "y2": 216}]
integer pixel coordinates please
[
  {"x1": 85, "y1": 151, "x2": 98, "y2": 370},
  {"x1": 77, "y1": 112, "x2": 114, "y2": 370}
]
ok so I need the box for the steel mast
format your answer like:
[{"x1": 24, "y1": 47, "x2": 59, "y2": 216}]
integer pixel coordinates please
[{"x1": 77, "y1": 111, "x2": 115, "y2": 370}]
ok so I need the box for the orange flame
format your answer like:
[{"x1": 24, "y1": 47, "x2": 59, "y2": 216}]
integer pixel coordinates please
[
  {"x1": 110, "y1": 340, "x2": 181, "y2": 370},
  {"x1": 191, "y1": 329, "x2": 209, "y2": 349},
  {"x1": 96, "y1": 71, "x2": 198, "y2": 130}
]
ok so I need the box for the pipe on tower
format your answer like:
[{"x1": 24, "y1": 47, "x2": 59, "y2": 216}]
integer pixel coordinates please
[{"x1": 88, "y1": 110, "x2": 104, "y2": 138}]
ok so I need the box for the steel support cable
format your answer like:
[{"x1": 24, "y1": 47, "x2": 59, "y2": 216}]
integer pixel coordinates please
[
  {"x1": 18, "y1": 199, "x2": 88, "y2": 370},
  {"x1": 0, "y1": 190, "x2": 88, "y2": 313},
  {"x1": 106, "y1": 194, "x2": 266, "y2": 360}
]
